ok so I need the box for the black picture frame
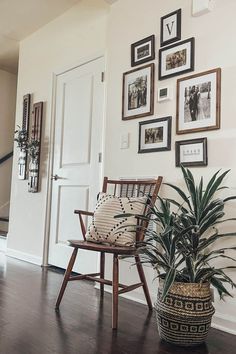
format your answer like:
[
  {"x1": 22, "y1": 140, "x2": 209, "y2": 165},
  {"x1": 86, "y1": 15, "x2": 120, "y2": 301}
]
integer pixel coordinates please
[
  {"x1": 175, "y1": 138, "x2": 208, "y2": 167},
  {"x1": 159, "y1": 37, "x2": 195, "y2": 80},
  {"x1": 161, "y1": 9, "x2": 181, "y2": 47},
  {"x1": 138, "y1": 116, "x2": 172, "y2": 153},
  {"x1": 131, "y1": 35, "x2": 155, "y2": 67}
]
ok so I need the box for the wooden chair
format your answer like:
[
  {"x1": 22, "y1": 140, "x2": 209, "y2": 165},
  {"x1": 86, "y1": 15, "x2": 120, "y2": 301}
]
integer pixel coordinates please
[{"x1": 55, "y1": 176, "x2": 163, "y2": 329}]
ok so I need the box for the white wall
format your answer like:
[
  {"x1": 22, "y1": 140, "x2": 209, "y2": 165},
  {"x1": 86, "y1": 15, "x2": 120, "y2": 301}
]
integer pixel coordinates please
[
  {"x1": 7, "y1": 0, "x2": 109, "y2": 264},
  {"x1": 0, "y1": 69, "x2": 16, "y2": 227},
  {"x1": 104, "y1": 0, "x2": 236, "y2": 334},
  {"x1": 7, "y1": 0, "x2": 236, "y2": 334}
]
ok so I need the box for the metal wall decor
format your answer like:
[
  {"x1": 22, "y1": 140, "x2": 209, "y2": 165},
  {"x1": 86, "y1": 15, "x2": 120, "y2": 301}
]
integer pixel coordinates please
[
  {"x1": 28, "y1": 102, "x2": 43, "y2": 193},
  {"x1": 18, "y1": 94, "x2": 31, "y2": 180}
]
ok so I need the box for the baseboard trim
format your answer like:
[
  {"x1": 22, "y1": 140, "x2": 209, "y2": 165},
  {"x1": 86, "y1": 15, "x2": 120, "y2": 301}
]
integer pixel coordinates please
[
  {"x1": 96, "y1": 285, "x2": 236, "y2": 335},
  {"x1": 6, "y1": 248, "x2": 42, "y2": 266},
  {"x1": 212, "y1": 312, "x2": 236, "y2": 335}
]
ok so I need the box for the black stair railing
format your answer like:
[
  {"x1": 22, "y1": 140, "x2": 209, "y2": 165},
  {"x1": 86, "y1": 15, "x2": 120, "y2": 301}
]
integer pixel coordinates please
[
  {"x1": 0, "y1": 151, "x2": 13, "y2": 166},
  {"x1": 0, "y1": 151, "x2": 13, "y2": 228}
]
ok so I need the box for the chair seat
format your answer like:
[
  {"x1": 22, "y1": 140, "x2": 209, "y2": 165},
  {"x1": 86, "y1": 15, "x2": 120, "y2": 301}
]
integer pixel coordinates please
[{"x1": 68, "y1": 240, "x2": 138, "y2": 255}]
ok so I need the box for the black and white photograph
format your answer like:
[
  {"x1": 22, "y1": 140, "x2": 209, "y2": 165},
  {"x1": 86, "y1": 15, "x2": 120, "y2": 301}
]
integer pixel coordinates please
[
  {"x1": 131, "y1": 35, "x2": 155, "y2": 67},
  {"x1": 158, "y1": 86, "x2": 172, "y2": 102},
  {"x1": 138, "y1": 116, "x2": 172, "y2": 153},
  {"x1": 145, "y1": 127, "x2": 163, "y2": 144},
  {"x1": 161, "y1": 9, "x2": 181, "y2": 47},
  {"x1": 177, "y1": 68, "x2": 221, "y2": 134},
  {"x1": 175, "y1": 138, "x2": 208, "y2": 167},
  {"x1": 166, "y1": 49, "x2": 186, "y2": 70},
  {"x1": 184, "y1": 81, "x2": 211, "y2": 122},
  {"x1": 159, "y1": 38, "x2": 194, "y2": 80},
  {"x1": 122, "y1": 64, "x2": 154, "y2": 120},
  {"x1": 128, "y1": 75, "x2": 147, "y2": 110}
]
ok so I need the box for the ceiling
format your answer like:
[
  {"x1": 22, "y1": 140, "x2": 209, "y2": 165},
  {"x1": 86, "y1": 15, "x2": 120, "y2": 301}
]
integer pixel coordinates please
[{"x1": 0, "y1": 0, "x2": 81, "y2": 74}]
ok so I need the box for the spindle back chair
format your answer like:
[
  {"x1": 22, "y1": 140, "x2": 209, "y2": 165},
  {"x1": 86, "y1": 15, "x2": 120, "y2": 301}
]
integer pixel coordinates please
[{"x1": 55, "y1": 176, "x2": 163, "y2": 329}]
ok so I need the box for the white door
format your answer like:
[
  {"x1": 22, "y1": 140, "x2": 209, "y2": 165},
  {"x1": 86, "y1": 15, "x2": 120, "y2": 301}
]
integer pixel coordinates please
[{"x1": 48, "y1": 57, "x2": 105, "y2": 273}]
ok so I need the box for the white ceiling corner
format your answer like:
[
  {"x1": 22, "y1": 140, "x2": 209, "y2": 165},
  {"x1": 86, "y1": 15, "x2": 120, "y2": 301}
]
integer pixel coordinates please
[
  {"x1": 0, "y1": 0, "x2": 81, "y2": 74},
  {"x1": 104, "y1": 0, "x2": 119, "y2": 4}
]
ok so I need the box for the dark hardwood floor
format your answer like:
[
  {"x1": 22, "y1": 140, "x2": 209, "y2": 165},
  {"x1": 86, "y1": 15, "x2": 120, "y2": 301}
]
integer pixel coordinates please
[{"x1": 0, "y1": 253, "x2": 235, "y2": 354}]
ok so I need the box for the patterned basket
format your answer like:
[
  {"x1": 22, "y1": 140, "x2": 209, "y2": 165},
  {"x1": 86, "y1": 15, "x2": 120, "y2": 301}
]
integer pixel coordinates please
[{"x1": 155, "y1": 280, "x2": 215, "y2": 347}]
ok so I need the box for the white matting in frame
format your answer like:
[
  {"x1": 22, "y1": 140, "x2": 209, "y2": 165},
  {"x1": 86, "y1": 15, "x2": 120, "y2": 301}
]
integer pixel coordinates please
[
  {"x1": 177, "y1": 68, "x2": 221, "y2": 134},
  {"x1": 122, "y1": 63, "x2": 154, "y2": 120}
]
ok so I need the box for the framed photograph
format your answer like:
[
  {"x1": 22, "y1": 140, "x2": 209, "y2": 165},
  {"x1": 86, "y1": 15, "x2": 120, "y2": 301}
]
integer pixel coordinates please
[
  {"x1": 176, "y1": 68, "x2": 221, "y2": 134},
  {"x1": 161, "y1": 9, "x2": 181, "y2": 47},
  {"x1": 159, "y1": 37, "x2": 195, "y2": 80},
  {"x1": 122, "y1": 63, "x2": 154, "y2": 120},
  {"x1": 138, "y1": 116, "x2": 172, "y2": 153},
  {"x1": 131, "y1": 35, "x2": 155, "y2": 67},
  {"x1": 158, "y1": 86, "x2": 173, "y2": 102},
  {"x1": 175, "y1": 138, "x2": 208, "y2": 167}
]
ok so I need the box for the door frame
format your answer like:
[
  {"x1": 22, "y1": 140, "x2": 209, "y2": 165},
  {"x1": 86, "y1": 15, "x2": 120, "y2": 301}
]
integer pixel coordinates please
[{"x1": 42, "y1": 53, "x2": 107, "y2": 267}]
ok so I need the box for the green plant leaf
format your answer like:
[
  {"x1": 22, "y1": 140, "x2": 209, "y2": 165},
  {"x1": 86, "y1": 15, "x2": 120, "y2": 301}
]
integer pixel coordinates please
[{"x1": 161, "y1": 268, "x2": 176, "y2": 300}]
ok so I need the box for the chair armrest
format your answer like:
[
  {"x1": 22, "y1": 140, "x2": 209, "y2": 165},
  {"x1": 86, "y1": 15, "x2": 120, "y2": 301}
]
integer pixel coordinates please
[
  {"x1": 74, "y1": 209, "x2": 94, "y2": 217},
  {"x1": 74, "y1": 209, "x2": 94, "y2": 240}
]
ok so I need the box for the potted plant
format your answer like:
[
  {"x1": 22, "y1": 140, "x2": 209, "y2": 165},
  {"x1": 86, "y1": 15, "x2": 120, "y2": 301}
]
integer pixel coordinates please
[{"x1": 137, "y1": 166, "x2": 236, "y2": 346}]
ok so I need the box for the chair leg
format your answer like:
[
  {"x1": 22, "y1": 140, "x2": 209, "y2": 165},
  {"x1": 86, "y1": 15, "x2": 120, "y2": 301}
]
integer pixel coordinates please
[
  {"x1": 100, "y1": 252, "x2": 105, "y2": 297},
  {"x1": 112, "y1": 254, "x2": 119, "y2": 330},
  {"x1": 135, "y1": 255, "x2": 152, "y2": 310},
  {"x1": 55, "y1": 247, "x2": 78, "y2": 310}
]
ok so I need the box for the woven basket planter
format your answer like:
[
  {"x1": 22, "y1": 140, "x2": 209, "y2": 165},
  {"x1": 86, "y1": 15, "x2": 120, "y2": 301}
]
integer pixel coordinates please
[{"x1": 155, "y1": 280, "x2": 215, "y2": 347}]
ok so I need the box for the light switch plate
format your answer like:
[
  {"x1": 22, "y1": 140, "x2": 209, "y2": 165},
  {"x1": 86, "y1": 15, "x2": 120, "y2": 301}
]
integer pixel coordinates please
[
  {"x1": 120, "y1": 133, "x2": 129, "y2": 149},
  {"x1": 192, "y1": 0, "x2": 214, "y2": 17}
]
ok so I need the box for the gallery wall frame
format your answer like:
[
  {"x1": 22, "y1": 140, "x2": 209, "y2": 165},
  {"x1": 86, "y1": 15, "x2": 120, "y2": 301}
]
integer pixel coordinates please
[
  {"x1": 159, "y1": 37, "x2": 195, "y2": 80},
  {"x1": 175, "y1": 137, "x2": 208, "y2": 167},
  {"x1": 122, "y1": 63, "x2": 154, "y2": 120},
  {"x1": 17, "y1": 94, "x2": 31, "y2": 180},
  {"x1": 138, "y1": 116, "x2": 172, "y2": 153},
  {"x1": 131, "y1": 35, "x2": 155, "y2": 67},
  {"x1": 157, "y1": 86, "x2": 173, "y2": 102},
  {"x1": 160, "y1": 9, "x2": 182, "y2": 47},
  {"x1": 176, "y1": 68, "x2": 221, "y2": 134}
]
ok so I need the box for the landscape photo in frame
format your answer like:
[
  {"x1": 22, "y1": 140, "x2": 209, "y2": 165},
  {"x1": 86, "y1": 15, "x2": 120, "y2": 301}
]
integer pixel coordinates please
[
  {"x1": 159, "y1": 37, "x2": 195, "y2": 80},
  {"x1": 131, "y1": 35, "x2": 155, "y2": 67},
  {"x1": 138, "y1": 116, "x2": 172, "y2": 153}
]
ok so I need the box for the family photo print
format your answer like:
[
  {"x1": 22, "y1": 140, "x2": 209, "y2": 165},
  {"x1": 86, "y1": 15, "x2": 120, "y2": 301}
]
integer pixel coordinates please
[
  {"x1": 122, "y1": 63, "x2": 154, "y2": 120},
  {"x1": 176, "y1": 68, "x2": 221, "y2": 134},
  {"x1": 159, "y1": 37, "x2": 195, "y2": 80},
  {"x1": 138, "y1": 116, "x2": 172, "y2": 153},
  {"x1": 131, "y1": 35, "x2": 155, "y2": 67}
]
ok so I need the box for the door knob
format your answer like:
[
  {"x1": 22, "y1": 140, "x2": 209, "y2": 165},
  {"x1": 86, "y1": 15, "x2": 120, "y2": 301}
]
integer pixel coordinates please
[{"x1": 51, "y1": 174, "x2": 59, "y2": 181}]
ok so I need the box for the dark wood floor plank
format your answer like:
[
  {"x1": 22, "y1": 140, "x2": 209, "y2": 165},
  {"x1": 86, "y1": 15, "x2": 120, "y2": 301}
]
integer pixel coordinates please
[{"x1": 0, "y1": 254, "x2": 235, "y2": 354}]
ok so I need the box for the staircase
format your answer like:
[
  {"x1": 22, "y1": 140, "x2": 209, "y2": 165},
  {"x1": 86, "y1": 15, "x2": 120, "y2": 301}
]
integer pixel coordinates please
[
  {"x1": 0, "y1": 216, "x2": 9, "y2": 236},
  {"x1": 0, "y1": 216, "x2": 9, "y2": 252},
  {"x1": 0, "y1": 151, "x2": 13, "y2": 252}
]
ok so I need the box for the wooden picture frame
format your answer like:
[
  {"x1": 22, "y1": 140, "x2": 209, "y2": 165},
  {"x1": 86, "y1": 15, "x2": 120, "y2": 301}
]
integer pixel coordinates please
[
  {"x1": 28, "y1": 102, "x2": 43, "y2": 193},
  {"x1": 138, "y1": 116, "x2": 172, "y2": 153},
  {"x1": 18, "y1": 94, "x2": 31, "y2": 180},
  {"x1": 159, "y1": 37, "x2": 195, "y2": 80},
  {"x1": 175, "y1": 138, "x2": 208, "y2": 167},
  {"x1": 131, "y1": 35, "x2": 155, "y2": 67},
  {"x1": 176, "y1": 68, "x2": 221, "y2": 134},
  {"x1": 122, "y1": 63, "x2": 154, "y2": 120},
  {"x1": 160, "y1": 9, "x2": 181, "y2": 47}
]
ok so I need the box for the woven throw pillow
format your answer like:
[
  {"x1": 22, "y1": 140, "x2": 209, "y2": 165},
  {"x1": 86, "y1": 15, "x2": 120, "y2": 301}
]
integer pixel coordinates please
[{"x1": 85, "y1": 193, "x2": 147, "y2": 246}]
